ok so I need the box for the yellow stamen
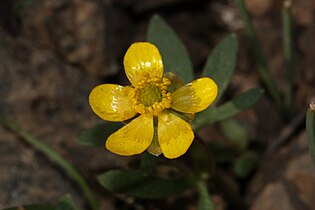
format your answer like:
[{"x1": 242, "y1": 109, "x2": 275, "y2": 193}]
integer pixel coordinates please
[{"x1": 129, "y1": 77, "x2": 172, "y2": 116}]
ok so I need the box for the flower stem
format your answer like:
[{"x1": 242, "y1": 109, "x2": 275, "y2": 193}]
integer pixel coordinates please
[
  {"x1": 0, "y1": 115, "x2": 99, "y2": 210},
  {"x1": 236, "y1": 0, "x2": 282, "y2": 108},
  {"x1": 140, "y1": 151, "x2": 157, "y2": 173},
  {"x1": 193, "y1": 137, "x2": 245, "y2": 210},
  {"x1": 306, "y1": 102, "x2": 315, "y2": 165},
  {"x1": 196, "y1": 179, "x2": 215, "y2": 210},
  {"x1": 283, "y1": 0, "x2": 294, "y2": 118},
  {"x1": 212, "y1": 170, "x2": 247, "y2": 210}
]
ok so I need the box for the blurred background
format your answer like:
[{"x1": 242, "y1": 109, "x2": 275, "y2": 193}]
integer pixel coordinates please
[{"x1": 0, "y1": 0, "x2": 315, "y2": 209}]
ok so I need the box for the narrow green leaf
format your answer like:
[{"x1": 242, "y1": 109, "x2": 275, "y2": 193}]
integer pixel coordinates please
[
  {"x1": 234, "y1": 151, "x2": 258, "y2": 178},
  {"x1": 196, "y1": 180, "x2": 215, "y2": 210},
  {"x1": 147, "y1": 15, "x2": 194, "y2": 83},
  {"x1": 192, "y1": 88, "x2": 264, "y2": 130},
  {"x1": 221, "y1": 118, "x2": 249, "y2": 151},
  {"x1": 98, "y1": 169, "x2": 191, "y2": 199},
  {"x1": 78, "y1": 122, "x2": 124, "y2": 147},
  {"x1": 202, "y1": 34, "x2": 238, "y2": 105},
  {"x1": 56, "y1": 194, "x2": 78, "y2": 210},
  {"x1": 236, "y1": 0, "x2": 281, "y2": 107},
  {"x1": 0, "y1": 116, "x2": 98, "y2": 210},
  {"x1": 306, "y1": 102, "x2": 315, "y2": 165},
  {"x1": 2, "y1": 205, "x2": 55, "y2": 210}
]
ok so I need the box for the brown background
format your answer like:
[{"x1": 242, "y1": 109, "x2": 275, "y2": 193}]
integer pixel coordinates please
[{"x1": 0, "y1": 0, "x2": 315, "y2": 209}]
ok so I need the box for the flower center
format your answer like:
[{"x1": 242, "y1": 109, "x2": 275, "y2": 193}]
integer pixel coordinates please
[
  {"x1": 138, "y1": 85, "x2": 162, "y2": 106},
  {"x1": 129, "y1": 76, "x2": 172, "y2": 116}
]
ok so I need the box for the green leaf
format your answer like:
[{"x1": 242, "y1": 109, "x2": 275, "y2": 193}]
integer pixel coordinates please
[
  {"x1": 147, "y1": 15, "x2": 194, "y2": 83},
  {"x1": 192, "y1": 88, "x2": 264, "y2": 131},
  {"x1": 140, "y1": 152, "x2": 158, "y2": 174},
  {"x1": 56, "y1": 194, "x2": 78, "y2": 210},
  {"x1": 306, "y1": 102, "x2": 315, "y2": 165},
  {"x1": 98, "y1": 169, "x2": 191, "y2": 199},
  {"x1": 208, "y1": 142, "x2": 234, "y2": 163},
  {"x1": 221, "y1": 118, "x2": 249, "y2": 151},
  {"x1": 2, "y1": 205, "x2": 55, "y2": 210},
  {"x1": 77, "y1": 122, "x2": 124, "y2": 147},
  {"x1": 0, "y1": 116, "x2": 99, "y2": 210},
  {"x1": 202, "y1": 34, "x2": 238, "y2": 105},
  {"x1": 234, "y1": 151, "x2": 258, "y2": 178},
  {"x1": 236, "y1": 0, "x2": 282, "y2": 107},
  {"x1": 196, "y1": 180, "x2": 215, "y2": 210}
]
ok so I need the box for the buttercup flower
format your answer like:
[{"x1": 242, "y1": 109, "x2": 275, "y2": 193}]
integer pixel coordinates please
[{"x1": 89, "y1": 42, "x2": 218, "y2": 159}]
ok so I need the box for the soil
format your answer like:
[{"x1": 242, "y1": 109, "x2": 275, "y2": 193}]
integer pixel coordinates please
[{"x1": 0, "y1": 0, "x2": 315, "y2": 209}]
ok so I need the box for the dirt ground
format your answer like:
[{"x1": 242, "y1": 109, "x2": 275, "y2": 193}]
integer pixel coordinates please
[{"x1": 0, "y1": 0, "x2": 315, "y2": 209}]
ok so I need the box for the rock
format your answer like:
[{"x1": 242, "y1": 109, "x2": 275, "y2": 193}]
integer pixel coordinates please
[
  {"x1": 285, "y1": 143, "x2": 315, "y2": 208},
  {"x1": 247, "y1": 132, "x2": 315, "y2": 210},
  {"x1": 292, "y1": 0, "x2": 315, "y2": 26},
  {"x1": 0, "y1": 28, "x2": 129, "y2": 209},
  {"x1": 298, "y1": 28, "x2": 315, "y2": 82},
  {"x1": 250, "y1": 182, "x2": 295, "y2": 210},
  {"x1": 0, "y1": 128, "x2": 84, "y2": 208},
  {"x1": 244, "y1": 0, "x2": 275, "y2": 17},
  {"x1": 112, "y1": 0, "x2": 196, "y2": 13},
  {"x1": 296, "y1": 28, "x2": 315, "y2": 107},
  {"x1": 22, "y1": 0, "x2": 109, "y2": 76}
]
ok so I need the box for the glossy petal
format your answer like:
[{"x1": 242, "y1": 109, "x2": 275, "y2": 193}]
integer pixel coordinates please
[
  {"x1": 89, "y1": 84, "x2": 136, "y2": 122},
  {"x1": 124, "y1": 42, "x2": 163, "y2": 86},
  {"x1": 158, "y1": 111, "x2": 194, "y2": 159},
  {"x1": 106, "y1": 115, "x2": 154, "y2": 156},
  {"x1": 171, "y1": 77, "x2": 218, "y2": 113}
]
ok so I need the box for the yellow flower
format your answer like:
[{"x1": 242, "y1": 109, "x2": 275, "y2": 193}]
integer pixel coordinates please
[{"x1": 89, "y1": 42, "x2": 218, "y2": 159}]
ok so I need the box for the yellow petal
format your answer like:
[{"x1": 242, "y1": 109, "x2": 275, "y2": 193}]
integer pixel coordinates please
[
  {"x1": 171, "y1": 77, "x2": 218, "y2": 113},
  {"x1": 158, "y1": 111, "x2": 194, "y2": 159},
  {"x1": 106, "y1": 115, "x2": 154, "y2": 156},
  {"x1": 124, "y1": 42, "x2": 163, "y2": 86},
  {"x1": 89, "y1": 84, "x2": 136, "y2": 122}
]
